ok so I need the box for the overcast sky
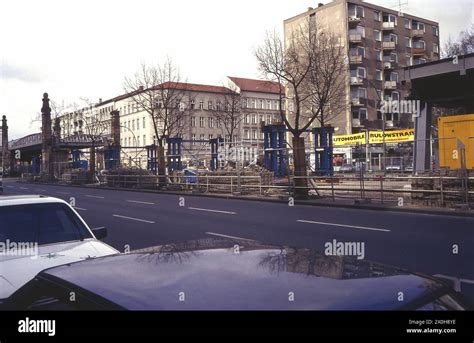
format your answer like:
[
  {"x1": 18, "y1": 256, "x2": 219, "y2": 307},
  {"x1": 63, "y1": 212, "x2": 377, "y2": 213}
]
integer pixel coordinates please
[{"x1": 1, "y1": 0, "x2": 472, "y2": 139}]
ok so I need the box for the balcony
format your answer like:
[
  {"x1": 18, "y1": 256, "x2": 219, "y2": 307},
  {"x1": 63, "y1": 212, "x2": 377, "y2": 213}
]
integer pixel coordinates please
[
  {"x1": 382, "y1": 41, "x2": 396, "y2": 50},
  {"x1": 412, "y1": 47, "x2": 426, "y2": 56},
  {"x1": 412, "y1": 29, "x2": 425, "y2": 37},
  {"x1": 383, "y1": 61, "x2": 394, "y2": 69},
  {"x1": 384, "y1": 81, "x2": 397, "y2": 90},
  {"x1": 382, "y1": 22, "x2": 395, "y2": 30},
  {"x1": 352, "y1": 118, "x2": 362, "y2": 127},
  {"x1": 385, "y1": 120, "x2": 394, "y2": 128},
  {"x1": 349, "y1": 34, "x2": 363, "y2": 43},
  {"x1": 350, "y1": 76, "x2": 364, "y2": 85},
  {"x1": 351, "y1": 97, "x2": 365, "y2": 106},
  {"x1": 348, "y1": 15, "x2": 361, "y2": 26},
  {"x1": 349, "y1": 55, "x2": 363, "y2": 64}
]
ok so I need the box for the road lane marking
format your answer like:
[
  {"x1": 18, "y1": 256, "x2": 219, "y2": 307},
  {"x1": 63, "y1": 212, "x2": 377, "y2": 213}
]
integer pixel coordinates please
[
  {"x1": 113, "y1": 214, "x2": 155, "y2": 224},
  {"x1": 85, "y1": 195, "x2": 105, "y2": 199},
  {"x1": 126, "y1": 200, "x2": 155, "y2": 205},
  {"x1": 434, "y1": 275, "x2": 474, "y2": 285},
  {"x1": 296, "y1": 220, "x2": 391, "y2": 233},
  {"x1": 206, "y1": 232, "x2": 256, "y2": 242},
  {"x1": 73, "y1": 207, "x2": 87, "y2": 211},
  {"x1": 19, "y1": 187, "x2": 29, "y2": 190},
  {"x1": 188, "y1": 207, "x2": 236, "y2": 215}
]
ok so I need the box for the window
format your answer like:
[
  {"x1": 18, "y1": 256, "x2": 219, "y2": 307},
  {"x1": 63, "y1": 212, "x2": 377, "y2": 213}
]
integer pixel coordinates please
[
  {"x1": 244, "y1": 114, "x2": 250, "y2": 124},
  {"x1": 433, "y1": 26, "x2": 439, "y2": 36},
  {"x1": 252, "y1": 114, "x2": 257, "y2": 124},
  {"x1": 208, "y1": 101, "x2": 213, "y2": 110},
  {"x1": 374, "y1": 29, "x2": 381, "y2": 42},
  {"x1": 143, "y1": 135, "x2": 146, "y2": 146},
  {"x1": 244, "y1": 129, "x2": 250, "y2": 139},
  {"x1": 266, "y1": 115, "x2": 271, "y2": 125},
  {"x1": 376, "y1": 49, "x2": 382, "y2": 61},
  {"x1": 433, "y1": 43, "x2": 439, "y2": 53},
  {"x1": 375, "y1": 69, "x2": 382, "y2": 81},
  {"x1": 384, "y1": 14, "x2": 397, "y2": 24},
  {"x1": 413, "y1": 40, "x2": 425, "y2": 49},
  {"x1": 251, "y1": 99, "x2": 256, "y2": 109},
  {"x1": 404, "y1": 18, "x2": 411, "y2": 29},
  {"x1": 209, "y1": 117, "x2": 214, "y2": 128},
  {"x1": 373, "y1": 10, "x2": 381, "y2": 21},
  {"x1": 190, "y1": 100, "x2": 195, "y2": 110},
  {"x1": 259, "y1": 100, "x2": 264, "y2": 109},
  {"x1": 405, "y1": 37, "x2": 412, "y2": 48},
  {"x1": 142, "y1": 117, "x2": 146, "y2": 129},
  {"x1": 267, "y1": 100, "x2": 272, "y2": 110},
  {"x1": 391, "y1": 92, "x2": 400, "y2": 101},
  {"x1": 217, "y1": 119, "x2": 222, "y2": 128},
  {"x1": 242, "y1": 99, "x2": 247, "y2": 108},
  {"x1": 199, "y1": 117, "x2": 205, "y2": 127},
  {"x1": 359, "y1": 108, "x2": 367, "y2": 120},
  {"x1": 132, "y1": 120, "x2": 135, "y2": 130},
  {"x1": 356, "y1": 25, "x2": 365, "y2": 38},
  {"x1": 216, "y1": 101, "x2": 222, "y2": 111},
  {"x1": 200, "y1": 134, "x2": 205, "y2": 144},
  {"x1": 390, "y1": 72, "x2": 399, "y2": 82},
  {"x1": 191, "y1": 116, "x2": 196, "y2": 127},
  {"x1": 349, "y1": 4, "x2": 364, "y2": 17},
  {"x1": 413, "y1": 21, "x2": 425, "y2": 31},
  {"x1": 357, "y1": 67, "x2": 366, "y2": 79},
  {"x1": 209, "y1": 134, "x2": 213, "y2": 140},
  {"x1": 252, "y1": 130, "x2": 257, "y2": 140},
  {"x1": 192, "y1": 134, "x2": 196, "y2": 145}
]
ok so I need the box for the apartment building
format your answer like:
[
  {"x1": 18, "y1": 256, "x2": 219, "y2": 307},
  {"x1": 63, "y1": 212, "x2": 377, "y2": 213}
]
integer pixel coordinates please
[
  {"x1": 59, "y1": 77, "x2": 281, "y2": 168},
  {"x1": 284, "y1": 0, "x2": 440, "y2": 134}
]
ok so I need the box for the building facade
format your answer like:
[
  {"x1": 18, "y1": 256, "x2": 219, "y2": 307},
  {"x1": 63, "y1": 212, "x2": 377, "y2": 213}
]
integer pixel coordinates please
[
  {"x1": 59, "y1": 77, "x2": 281, "y2": 169},
  {"x1": 284, "y1": 0, "x2": 440, "y2": 134}
]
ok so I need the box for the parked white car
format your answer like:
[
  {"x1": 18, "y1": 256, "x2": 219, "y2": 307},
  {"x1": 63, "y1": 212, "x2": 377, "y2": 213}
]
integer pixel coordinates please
[{"x1": 0, "y1": 195, "x2": 118, "y2": 300}]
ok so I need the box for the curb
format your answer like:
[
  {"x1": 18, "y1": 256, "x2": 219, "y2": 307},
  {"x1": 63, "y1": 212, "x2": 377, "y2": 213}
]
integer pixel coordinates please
[{"x1": 14, "y1": 180, "x2": 474, "y2": 218}]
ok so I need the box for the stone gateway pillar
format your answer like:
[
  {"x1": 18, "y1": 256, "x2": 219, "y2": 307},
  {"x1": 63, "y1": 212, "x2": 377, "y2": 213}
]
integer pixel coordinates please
[{"x1": 41, "y1": 93, "x2": 54, "y2": 180}]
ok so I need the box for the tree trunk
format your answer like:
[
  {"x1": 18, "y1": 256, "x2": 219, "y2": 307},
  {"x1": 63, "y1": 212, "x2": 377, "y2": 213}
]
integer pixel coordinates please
[
  {"x1": 292, "y1": 136, "x2": 308, "y2": 199},
  {"x1": 156, "y1": 145, "x2": 166, "y2": 187}
]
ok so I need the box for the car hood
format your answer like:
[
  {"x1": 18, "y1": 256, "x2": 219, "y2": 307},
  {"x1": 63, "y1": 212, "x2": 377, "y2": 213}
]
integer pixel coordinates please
[
  {"x1": 0, "y1": 240, "x2": 118, "y2": 299},
  {"x1": 38, "y1": 239, "x2": 452, "y2": 310}
]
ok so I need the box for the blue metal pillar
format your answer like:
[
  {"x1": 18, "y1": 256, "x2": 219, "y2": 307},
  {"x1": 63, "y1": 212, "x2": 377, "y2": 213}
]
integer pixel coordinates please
[
  {"x1": 146, "y1": 144, "x2": 157, "y2": 174},
  {"x1": 167, "y1": 138, "x2": 183, "y2": 172},
  {"x1": 313, "y1": 127, "x2": 335, "y2": 176},
  {"x1": 210, "y1": 137, "x2": 224, "y2": 171}
]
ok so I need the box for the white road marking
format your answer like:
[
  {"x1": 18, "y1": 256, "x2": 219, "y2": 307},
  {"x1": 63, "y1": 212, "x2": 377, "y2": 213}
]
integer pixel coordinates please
[
  {"x1": 188, "y1": 207, "x2": 236, "y2": 215},
  {"x1": 113, "y1": 214, "x2": 155, "y2": 224},
  {"x1": 297, "y1": 220, "x2": 391, "y2": 233},
  {"x1": 73, "y1": 207, "x2": 87, "y2": 211},
  {"x1": 85, "y1": 195, "x2": 105, "y2": 199},
  {"x1": 19, "y1": 187, "x2": 29, "y2": 190},
  {"x1": 126, "y1": 200, "x2": 155, "y2": 205},
  {"x1": 206, "y1": 232, "x2": 256, "y2": 242},
  {"x1": 434, "y1": 275, "x2": 474, "y2": 285}
]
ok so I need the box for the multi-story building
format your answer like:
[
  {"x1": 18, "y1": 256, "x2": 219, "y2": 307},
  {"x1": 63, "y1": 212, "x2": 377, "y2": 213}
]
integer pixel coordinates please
[
  {"x1": 59, "y1": 77, "x2": 281, "y2": 169},
  {"x1": 284, "y1": 0, "x2": 440, "y2": 169}
]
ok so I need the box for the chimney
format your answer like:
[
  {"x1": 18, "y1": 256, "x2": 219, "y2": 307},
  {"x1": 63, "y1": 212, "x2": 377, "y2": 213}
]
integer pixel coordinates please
[
  {"x1": 99, "y1": 98, "x2": 102, "y2": 104},
  {"x1": 318, "y1": 3, "x2": 324, "y2": 7},
  {"x1": 138, "y1": 85, "x2": 144, "y2": 91},
  {"x1": 110, "y1": 110, "x2": 121, "y2": 146}
]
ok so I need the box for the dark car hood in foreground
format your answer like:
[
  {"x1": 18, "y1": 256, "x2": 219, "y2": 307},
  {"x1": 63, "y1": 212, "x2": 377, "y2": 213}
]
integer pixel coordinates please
[{"x1": 31, "y1": 239, "x2": 457, "y2": 310}]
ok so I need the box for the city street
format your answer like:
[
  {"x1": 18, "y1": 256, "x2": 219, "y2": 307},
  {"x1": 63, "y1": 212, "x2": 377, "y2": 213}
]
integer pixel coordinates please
[{"x1": 3, "y1": 178, "x2": 474, "y2": 303}]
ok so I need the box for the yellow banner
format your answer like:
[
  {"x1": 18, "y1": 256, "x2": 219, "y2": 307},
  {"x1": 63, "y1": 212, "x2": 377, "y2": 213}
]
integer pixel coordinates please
[
  {"x1": 369, "y1": 129, "x2": 415, "y2": 144},
  {"x1": 333, "y1": 132, "x2": 366, "y2": 146}
]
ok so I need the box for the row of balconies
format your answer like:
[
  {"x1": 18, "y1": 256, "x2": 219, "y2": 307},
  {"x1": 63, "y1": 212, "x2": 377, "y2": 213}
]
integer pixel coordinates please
[{"x1": 352, "y1": 118, "x2": 399, "y2": 128}]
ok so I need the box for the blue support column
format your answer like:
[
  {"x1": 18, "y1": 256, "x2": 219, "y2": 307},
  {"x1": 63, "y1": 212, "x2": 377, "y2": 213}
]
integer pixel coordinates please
[
  {"x1": 146, "y1": 144, "x2": 157, "y2": 174},
  {"x1": 262, "y1": 124, "x2": 287, "y2": 177},
  {"x1": 313, "y1": 127, "x2": 334, "y2": 176},
  {"x1": 167, "y1": 138, "x2": 183, "y2": 172},
  {"x1": 210, "y1": 137, "x2": 223, "y2": 171}
]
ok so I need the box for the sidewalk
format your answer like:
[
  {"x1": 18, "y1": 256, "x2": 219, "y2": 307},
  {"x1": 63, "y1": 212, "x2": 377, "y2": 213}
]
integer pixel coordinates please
[{"x1": 12, "y1": 178, "x2": 474, "y2": 218}]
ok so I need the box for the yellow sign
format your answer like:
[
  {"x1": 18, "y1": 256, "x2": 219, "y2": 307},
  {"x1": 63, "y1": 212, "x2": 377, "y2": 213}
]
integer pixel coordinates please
[
  {"x1": 368, "y1": 129, "x2": 415, "y2": 144},
  {"x1": 333, "y1": 133, "x2": 366, "y2": 146}
]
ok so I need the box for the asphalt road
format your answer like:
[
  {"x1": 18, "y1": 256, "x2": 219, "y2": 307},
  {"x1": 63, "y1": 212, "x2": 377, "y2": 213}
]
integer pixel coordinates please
[{"x1": 3, "y1": 179, "x2": 474, "y2": 304}]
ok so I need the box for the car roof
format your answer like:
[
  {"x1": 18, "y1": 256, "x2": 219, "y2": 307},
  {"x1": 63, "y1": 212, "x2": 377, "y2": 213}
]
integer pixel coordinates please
[
  {"x1": 37, "y1": 239, "x2": 449, "y2": 310},
  {"x1": 0, "y1": 195, "x2": 69, "y2": 207}
]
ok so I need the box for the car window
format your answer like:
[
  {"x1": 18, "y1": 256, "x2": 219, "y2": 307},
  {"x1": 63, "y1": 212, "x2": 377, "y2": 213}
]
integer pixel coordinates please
[{"x1": 0, "y1": 203, "x2": 93, "y2": 246}]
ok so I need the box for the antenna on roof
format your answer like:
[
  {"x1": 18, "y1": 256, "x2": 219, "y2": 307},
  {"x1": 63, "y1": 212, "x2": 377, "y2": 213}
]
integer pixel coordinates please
[{"x1": 387, "y1": 0, "x2": 408, "y2": 16}]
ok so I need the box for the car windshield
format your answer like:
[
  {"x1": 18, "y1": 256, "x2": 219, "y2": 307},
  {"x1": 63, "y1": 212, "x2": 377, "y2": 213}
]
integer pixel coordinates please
[{"x1": 0, "y1": 203, "x2": 93, "y2": 246}]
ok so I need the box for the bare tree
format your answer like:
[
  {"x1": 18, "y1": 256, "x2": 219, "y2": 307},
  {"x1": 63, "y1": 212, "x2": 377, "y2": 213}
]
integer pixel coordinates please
[
  {"x1": 209, "y1": 82, "x2": 242, "y2": 147},
  {"x1": 124, "y1": 58, "x2": 190, "y2": 183},
  {"x1": 443, "y1": 24, "x2": 474, "y2": 57},
  {"x1": 255, "y1": 22, "x2": 347, "y2": 197}
]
